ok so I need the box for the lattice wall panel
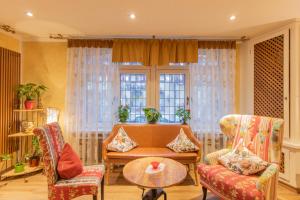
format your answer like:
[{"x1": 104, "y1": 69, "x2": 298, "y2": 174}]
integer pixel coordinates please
[{"x1": 254, "y1": 35, "x2": 284, "y2": 118}]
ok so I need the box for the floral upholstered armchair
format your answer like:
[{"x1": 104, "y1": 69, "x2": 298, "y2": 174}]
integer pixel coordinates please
[
  {"x1": 198, "y1": 114, "x2": 284, "y2": 200},
  {"x1": 33, "y1": 122, "x2": 105, "y2": 200}
]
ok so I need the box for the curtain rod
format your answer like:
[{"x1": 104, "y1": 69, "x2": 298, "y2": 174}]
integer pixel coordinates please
[{"x1": 49, "y1": 34, "x2": 242, "y2": 41}]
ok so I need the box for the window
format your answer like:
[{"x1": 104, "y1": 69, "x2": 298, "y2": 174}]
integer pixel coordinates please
[
  {"x1": 120, "y1": 73, "x2": 147, "y2": 122},
  {"x1": 159, "y1": 73, "x2": 186, "y2": 123},
  {"x1": 120, "y1": 66, "x2": 189, "y2": 123}
]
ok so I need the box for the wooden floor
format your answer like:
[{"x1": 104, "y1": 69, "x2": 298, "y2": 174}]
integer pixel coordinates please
[{"x1": 0, "y1": 168, "x2": 299, "y2": 200}]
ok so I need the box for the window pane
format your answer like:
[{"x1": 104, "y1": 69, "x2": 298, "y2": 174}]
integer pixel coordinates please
[
  {"x1": 120, "y1": 73, "x2": 146, "y2": 123},
  {"x1": 159, "y1": 74, "x2": 185, "y2": 123}
]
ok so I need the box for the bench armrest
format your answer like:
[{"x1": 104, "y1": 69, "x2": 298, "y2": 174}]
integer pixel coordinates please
[
  {"x1": 205, "y1": 148, "x2": 231, "y2": 165},
  {"x1": 102, "y1": 131, "x2": 116, "y2": 161},
  {"x1": 184, "y1": 128, "x2": 202, "y2": 162}
]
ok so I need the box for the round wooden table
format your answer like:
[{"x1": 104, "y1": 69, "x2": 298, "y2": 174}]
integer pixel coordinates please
[{"x1": 123, "y1": 157, "x2": 187, "y2": 200}]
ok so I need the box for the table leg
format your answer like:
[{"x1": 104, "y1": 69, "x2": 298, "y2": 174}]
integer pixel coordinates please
[{"x1": 142, "y1": 188, "x2": 167, "y2": 200}]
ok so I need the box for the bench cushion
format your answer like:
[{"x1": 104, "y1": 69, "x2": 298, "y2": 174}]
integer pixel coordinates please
[{"x1": 107, "y1": 147, "x2": 197, "y2": 160}]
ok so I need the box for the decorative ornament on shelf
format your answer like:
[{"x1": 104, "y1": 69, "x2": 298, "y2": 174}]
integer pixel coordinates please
[
  {"x1": 16, "y1": 83, "x2": 47, "y2": 109},
  {"x1": 21, "y1": 121, "x2": 35, "y2": 133},
  {"x1": 143, "y1": 108, "x2": 161, "y2": 124},
  {"x1": 118, "y1": 105, "x2": 129, "y2": 123},
  {"x1": 175, "y1": 108, "x2": 191, "y2": 125}
]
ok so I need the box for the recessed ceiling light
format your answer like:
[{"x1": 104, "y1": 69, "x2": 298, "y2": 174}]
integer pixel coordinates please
[
  {"x1": 26, "y1": 11, "x2": 33, "y2": 17},
  {"x1": 229, "y1": 15, "x2": 236, "y2": 21},
  {"x1": 129, "y1": 13, "x2": 136, "y2": 19}
]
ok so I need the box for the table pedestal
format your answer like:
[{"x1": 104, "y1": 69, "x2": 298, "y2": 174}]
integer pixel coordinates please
[{"x1": 142, "y1": 188, "x2": 167, "y2": 200}]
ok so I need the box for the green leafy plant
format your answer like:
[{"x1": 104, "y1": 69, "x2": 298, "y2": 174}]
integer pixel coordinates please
[
  {"x1": 0, "y1": 154, "x2": 11, "y2": 161},
  {"x1": 118, "y1": 105, "x2": 129, "y2": 123},
  {"x1": 16, "y1": 83, "x2": 47, "y2": 100},
  {"x1": 32, "y1": 136, "x2": 41, "y2": 157},
  {"x1": 143, "y1": 108, "x2": 161, "y2": 124},
  {"x1": 175, "y1": 108, "x2": 191, "y2": 124}
]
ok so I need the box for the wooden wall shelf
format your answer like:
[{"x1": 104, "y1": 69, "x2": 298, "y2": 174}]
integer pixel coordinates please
[
  {"x1": 13, "y1": 109, "x2": 44, "y2": 112},
  {"x1": 0, "y1": 164, "x2": 43, "y2": 181},
  {"x1": 8, "y1": 132, "x2": 34, "y2": 138}
]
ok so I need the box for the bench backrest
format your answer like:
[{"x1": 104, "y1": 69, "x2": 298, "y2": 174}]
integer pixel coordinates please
[{"x1": 111, "y1": 124, "x2": 194, "y2": 147}]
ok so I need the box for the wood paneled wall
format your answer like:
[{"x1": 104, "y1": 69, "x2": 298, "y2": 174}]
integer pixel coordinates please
[
  {"x1": 254, "y1": 35, "x2": 284, "y2": 118},
  {"x1": 0, "y1": 47, "x2": 21, "y2": 155}
]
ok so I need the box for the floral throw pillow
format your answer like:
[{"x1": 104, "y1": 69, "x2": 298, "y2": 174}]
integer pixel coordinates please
[
  {"x1": 218, "y1": 142, "x2": 269, "y2": 175},
  {"x1": 107, "y1": 127, "x2": 138, "y2": 152},
  {"x1": 167, "y1": 128, "x2": 199, "y2": 152}
]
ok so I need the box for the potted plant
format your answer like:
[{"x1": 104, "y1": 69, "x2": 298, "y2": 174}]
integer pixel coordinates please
[
  {"x1": 34, "y1": 84, "x2": 47, "y2": 108},
  {"x1": 16, "y1": 83, "x2": 47, "y2": 110},
  {"x1": 143, "y1": 108, "x2": 161, "y2": 124},
  {"x1": 17, "y1": 83, "x2": 37, "y2": 109},
  {"x1": 28, "y1": 136, "x2": 41, "y2": 167},
  {"x1": 14, "y1": 162, "x2": 25, "y2": 173},
  {"x1": 0, "y1": 154, "x2": 11, "y2": 172},
  {"x1": 175, "y1": 108, "x2": 191, "y2": 124},
  {"x1": 118, "y1": 105, "x2": 129, "y2": 123}
]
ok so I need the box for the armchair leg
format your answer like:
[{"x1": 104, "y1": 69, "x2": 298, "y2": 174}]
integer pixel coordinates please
[
  {"x1": 193, "y1": 163, "x2": 199, "y2": 186},
  {"x1": 101, "y1": 177, "x2": 104, "y2": 200},
  {"x1": 93, "y1": 195, "x2": 97, "y2": 200},
  {"x1": 202, "y1": 186, "x2": 207, "y2": 200}
]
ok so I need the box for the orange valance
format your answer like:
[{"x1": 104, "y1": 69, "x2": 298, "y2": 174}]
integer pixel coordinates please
[
  {"x1": 68, "y1": 39, "x2": 236, "y2": 66},
  {"x1": 198, "y1": 41, "x2": 236, "y2": 49},
  {"x1": 112, "y1": 39, "x2": 198, "y2": 66}
]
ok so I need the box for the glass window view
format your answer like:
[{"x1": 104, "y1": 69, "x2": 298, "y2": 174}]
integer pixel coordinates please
[
  {"x1": 159, "y1": 74, "x2": 185, "y2": 123},
  {"x1": 120, "y1": 73, "x2": 147, "y2": 123}
]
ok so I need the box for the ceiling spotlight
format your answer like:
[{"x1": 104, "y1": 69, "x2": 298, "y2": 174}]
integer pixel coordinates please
[
  {"x1": 229, "y1": 15, "x2": 236, "y2": 21},
  {"x1": 26, "y1": 11, "x2": 33, "y2": 17},
  {"x1": 129, "y1": 13, "x2": 136, "y2": 19}
]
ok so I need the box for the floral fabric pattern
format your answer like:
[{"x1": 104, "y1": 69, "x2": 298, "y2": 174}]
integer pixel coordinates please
[
  {"x1": 198, "y1": 164, "x2": 263, "y2": 200},
  {"x1": 219, "y1": 114, "x2": 284, "y2": 163},
  {"x1": 167, "y1": 128, "x2": 199, "y2": 152},
  {"x1": 33, "y1": 123, "x2": 105, "y2": 200},
  {"x1": 218, "y1": 141, "x2": 268, "y2": 175},
  {"x1": 107, "y1": 127, "x2": 138, "y2": 152},
  {"x1": 199, "y1": 115, "x2": 284, "y2": 200}
]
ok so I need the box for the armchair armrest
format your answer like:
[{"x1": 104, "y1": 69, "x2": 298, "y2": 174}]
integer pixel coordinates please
[
  {"x1": 205, "y1": 148, "x2": 231, "y2": 165},
  {"x1": 102, "y1": 131, "x2": 116, "y2": 161},
  {"x1": 256, "y1": 163, "x2": 279, "y2": 191}
]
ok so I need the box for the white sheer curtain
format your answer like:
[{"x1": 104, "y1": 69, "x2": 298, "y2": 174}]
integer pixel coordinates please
[
  {"x1": 65, "y1": 48, "x2": 119, "y2": 165},
  {"x1": 189, "y1": 48, "x2": 236, "y2": 155}
]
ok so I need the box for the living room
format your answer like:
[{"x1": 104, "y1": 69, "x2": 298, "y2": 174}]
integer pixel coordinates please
[{"x1": 0, "y1": 1, "x2": 300, "y2": 200}]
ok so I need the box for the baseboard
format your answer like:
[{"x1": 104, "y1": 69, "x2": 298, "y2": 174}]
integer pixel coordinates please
[{"x1": 279, "y1": 181, "x2": 300, "y2": 194}]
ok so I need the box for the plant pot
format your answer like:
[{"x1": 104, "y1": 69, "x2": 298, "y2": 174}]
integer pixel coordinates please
[
  {"x1": 29, "y1": 156, "x2": 40, "y2": 167},
  {"x1": 14, "y1": 163, "x2": 25, "y2": 173},
  {"x1": 24, "y1": 100, "x2": 36, "y2": 110},
  {"x1": 148, "y1": 120, "x2": 158, "y2": 124}
]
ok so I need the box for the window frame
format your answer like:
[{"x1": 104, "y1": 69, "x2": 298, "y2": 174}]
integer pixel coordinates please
[
  {"x1": 155, "y1": 68, "x2": 190, "y2": 123},
  {"x1": 119, "y1": 65, "x2": 190, "y2": 124}
]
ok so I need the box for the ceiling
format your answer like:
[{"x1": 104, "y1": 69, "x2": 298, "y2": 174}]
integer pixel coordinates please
[{"x1": 1, "y1": 0, "x2": 300, "y2": 41}]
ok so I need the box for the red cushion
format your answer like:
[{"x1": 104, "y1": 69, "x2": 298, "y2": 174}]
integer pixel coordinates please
[
  {"x1": 57, "y1": 143, "x2": 83, "y2": 179},
  {"x1": 198, "y1": 164, "x2": 263, "y2": 200}
]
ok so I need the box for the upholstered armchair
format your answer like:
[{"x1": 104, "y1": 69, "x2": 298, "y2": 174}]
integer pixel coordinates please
[
  {"x1": 33, "y1": 122, "x2": 105, "y2": 200},
  {"x1": 198, "y1": 114, "x2": 284, "y2": 200}
]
